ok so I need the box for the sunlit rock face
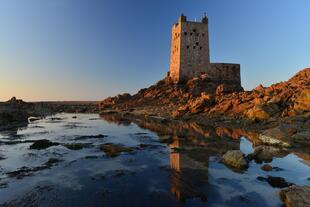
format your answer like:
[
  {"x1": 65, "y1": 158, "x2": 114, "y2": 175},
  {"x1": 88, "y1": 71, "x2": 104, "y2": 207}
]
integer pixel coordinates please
[{"x1": 99, "y1": 68, "x2": 309, "y2": 124}]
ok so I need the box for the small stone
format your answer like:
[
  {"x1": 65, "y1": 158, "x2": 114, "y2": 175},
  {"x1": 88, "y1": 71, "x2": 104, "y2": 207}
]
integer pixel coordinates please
[{"x1": 261, "y1": 164, "x2": 273, "y2": 171}]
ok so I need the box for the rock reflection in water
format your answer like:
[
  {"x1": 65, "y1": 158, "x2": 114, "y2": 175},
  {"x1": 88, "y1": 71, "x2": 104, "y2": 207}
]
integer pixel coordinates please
[{"x1": 100, "y1": 113, "x2": 259, "y2": 203}]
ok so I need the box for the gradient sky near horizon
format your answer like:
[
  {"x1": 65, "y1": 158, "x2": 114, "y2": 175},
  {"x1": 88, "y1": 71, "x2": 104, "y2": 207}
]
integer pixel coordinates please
[{"x1": 0, "y1": 0, "x2": 309, "y2": 101}]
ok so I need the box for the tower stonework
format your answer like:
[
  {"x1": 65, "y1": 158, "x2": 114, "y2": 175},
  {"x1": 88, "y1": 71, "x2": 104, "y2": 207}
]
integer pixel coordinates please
[
  {"x1": 169, "y1": 14, "x2": 242, "y2": 91},
  {"x1": 169, "y1": 14, "x2": 210, "y2": 83}
]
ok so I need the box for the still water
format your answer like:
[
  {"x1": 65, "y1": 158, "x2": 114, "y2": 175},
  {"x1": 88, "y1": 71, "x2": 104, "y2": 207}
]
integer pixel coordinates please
[{"x1": 0, "y1": 113, "x2": 309, "y2": 206}]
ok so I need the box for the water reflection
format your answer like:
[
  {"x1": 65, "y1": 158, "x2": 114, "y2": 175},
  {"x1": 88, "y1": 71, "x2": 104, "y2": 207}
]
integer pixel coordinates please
[
  {"x1": 100, "y1": 113, "x2": 310, "y2": 206},
  {"x1": 0, "y1": 113, "x2": 308, "y2": 206},
  {"x1": 100, "y1": 113, "x2": 259, "y2": 204}
]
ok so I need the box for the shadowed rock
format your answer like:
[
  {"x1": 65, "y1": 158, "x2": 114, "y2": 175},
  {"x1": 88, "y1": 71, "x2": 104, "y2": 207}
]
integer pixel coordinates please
[
  {"x1": 100, "y1": 143, "x2": 133, "y2": 157},
  {"x1": 64, "y1": 143, "x2": 92, "y2": 150},
  {"x1": 29, "y1": 139, "x2": 59, "y2": 150},
  {"x1": 7, "y1": 158, "x2": 62, "y2": 179},
  {"x1": 74, "y1": 134, "x2": 107, "y2": 140},
  {"x1": 248, "y1": 146, "x2": 289, "y2": 163},
  {"x1": 257, "y1": 176, "x2": 294, "y2": 188}
]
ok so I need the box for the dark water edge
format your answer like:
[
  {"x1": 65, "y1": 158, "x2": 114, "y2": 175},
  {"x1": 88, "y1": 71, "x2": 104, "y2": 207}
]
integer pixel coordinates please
[{"x1": 0, "y1": 113, "x2": 309, "y2": 207}]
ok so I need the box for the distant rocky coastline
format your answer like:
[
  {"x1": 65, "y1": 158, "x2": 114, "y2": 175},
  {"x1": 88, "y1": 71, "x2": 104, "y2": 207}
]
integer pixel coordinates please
[{"x1": 0, "y1": 97, "x2": 98, "y2": 130}]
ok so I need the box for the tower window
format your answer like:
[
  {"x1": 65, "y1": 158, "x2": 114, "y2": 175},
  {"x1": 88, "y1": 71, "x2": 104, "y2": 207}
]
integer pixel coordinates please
[
  {"x1": 202, "y1": 33, "x2": 205, "y2": 37},
  {"x1": 200, "y1": 46, "x2": 203, "y2": 50},
  {"x1": 196, "y1": 42, "x2": 199, "y2": 46},
  {"x1": 193, "y1": 29, "x2": 196, "y2": 33},
  {"x1": 193, "y1": 46, "x2": 196, "y2": 49},
  {"x1": 186, "y1": 45, "x2": 189, "y2": 49},
  {"x1": 184, "y1": 32, "x2": 187, "y2": 35},
  {"x1": 190, "y1": 33, "x2": 193, "y2": 36}
]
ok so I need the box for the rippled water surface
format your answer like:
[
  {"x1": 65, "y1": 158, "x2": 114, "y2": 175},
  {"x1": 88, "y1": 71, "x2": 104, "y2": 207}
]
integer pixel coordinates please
[{"x1": 0, "y1": 113, "x2": 309, "y2": 207}]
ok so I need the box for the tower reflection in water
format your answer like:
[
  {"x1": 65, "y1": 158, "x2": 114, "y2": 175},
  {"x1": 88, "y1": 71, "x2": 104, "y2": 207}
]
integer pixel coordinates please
[
  {"x1": 100, "y1": 113, "x2": 257, "y2": 204},
  {"x1": 169, "y1": 137, "x2": 208, "y2": 204}
]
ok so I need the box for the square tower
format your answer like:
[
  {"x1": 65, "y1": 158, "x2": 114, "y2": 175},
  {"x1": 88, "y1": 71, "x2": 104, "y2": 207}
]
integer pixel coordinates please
[{"x1": 169, "y1": 14, "x2": 210, "y2": 83}]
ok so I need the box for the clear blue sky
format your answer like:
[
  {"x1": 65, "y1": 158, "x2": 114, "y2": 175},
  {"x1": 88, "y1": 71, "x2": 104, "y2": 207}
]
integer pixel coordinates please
[{"x1": 0, "y1": 0, "x2": 309, "y2": 101}]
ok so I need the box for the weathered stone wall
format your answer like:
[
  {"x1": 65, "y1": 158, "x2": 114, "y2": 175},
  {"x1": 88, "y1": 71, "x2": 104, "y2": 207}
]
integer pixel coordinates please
[
  {"x1": 179, "y1": 19, "x2": 210, "y2": 82},
  {"x1": 169, "y1": 22, "x2": 182, "y2": 82},
  {"x1": 207, "y1": 63, "x2": 241, "y2": 84},
  {"x1": 169, "y1": 15, "x2": 210, "y2": 83}
]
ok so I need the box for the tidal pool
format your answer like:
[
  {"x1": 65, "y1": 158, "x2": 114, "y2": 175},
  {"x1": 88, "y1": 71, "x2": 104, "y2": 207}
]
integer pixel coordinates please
[{"x1": 0, "y1": 113, "x2": 309, "y2": 207}]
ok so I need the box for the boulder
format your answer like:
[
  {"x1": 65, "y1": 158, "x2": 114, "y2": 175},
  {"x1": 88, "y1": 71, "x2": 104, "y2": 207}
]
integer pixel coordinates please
[
  {"x1": 248, "y1": 146, "x2": 289, "y2": 163},
  {"x1": 222, "y1": 150, "x2": 249, "y2": 170},
  {"x1": 280, "y1": 185, "x2": 310, "y2": 207}
]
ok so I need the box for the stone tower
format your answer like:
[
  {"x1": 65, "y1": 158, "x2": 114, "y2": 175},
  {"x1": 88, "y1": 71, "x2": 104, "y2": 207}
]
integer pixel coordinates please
[{"x1": 169, "y1": 14, "x2": 210, "y2": 83}]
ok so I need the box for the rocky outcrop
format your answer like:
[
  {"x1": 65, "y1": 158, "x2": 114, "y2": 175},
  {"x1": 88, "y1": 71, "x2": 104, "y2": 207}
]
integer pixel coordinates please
[
  {"x1": 99, "y1": 68, "x2": 310, "y2": 149},
  {"x1": 208, "y1": 68, "x2": 309, "y2": 119},
  {"x1": 221, "y1": 150, "x2": 249, "y2": 170},
  {"x1": 280, "y1": 185, "x2": 310, "y2": 207},
  {"x1": 0, "y1": 97, "x2": 49, "y2": 130},
  {"x1": 99, "y1": 72, "x2": 243, "y2": 117},
  {"x1": 100, "y1": 68, "x2": 309, "y2": 120}
]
